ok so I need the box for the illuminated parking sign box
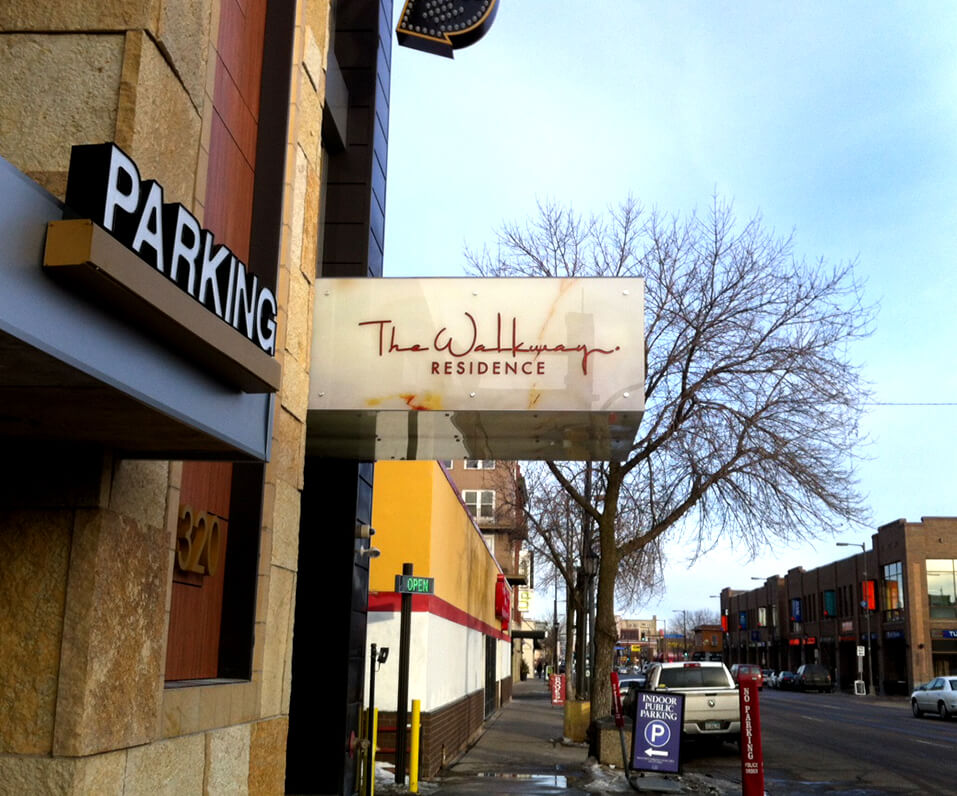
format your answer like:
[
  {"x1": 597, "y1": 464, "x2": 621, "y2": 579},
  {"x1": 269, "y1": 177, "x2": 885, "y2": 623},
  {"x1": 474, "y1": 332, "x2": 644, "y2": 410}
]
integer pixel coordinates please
[
  {"x1": 307, "y1": 277, "x2": 644, "y2": 461},
  {"x1": 45, "y1": 143, "x2": 280, "y2": 393}
]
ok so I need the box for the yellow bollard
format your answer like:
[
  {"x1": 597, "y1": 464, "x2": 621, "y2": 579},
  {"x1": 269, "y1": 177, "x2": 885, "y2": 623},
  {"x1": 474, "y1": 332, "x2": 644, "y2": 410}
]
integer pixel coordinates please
[
  {"x1": 370, "y1": 708, "x2": 379, "y2": 795},
  {"x1": 410, "y1": 699, "x2": 421, "y2": 793}
]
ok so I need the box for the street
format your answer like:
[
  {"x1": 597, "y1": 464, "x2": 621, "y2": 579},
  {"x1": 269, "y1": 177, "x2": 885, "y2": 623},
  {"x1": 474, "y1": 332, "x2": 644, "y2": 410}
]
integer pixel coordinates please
[{"x1": 681, "y1": 689, "x2": 957, "y2": 794}]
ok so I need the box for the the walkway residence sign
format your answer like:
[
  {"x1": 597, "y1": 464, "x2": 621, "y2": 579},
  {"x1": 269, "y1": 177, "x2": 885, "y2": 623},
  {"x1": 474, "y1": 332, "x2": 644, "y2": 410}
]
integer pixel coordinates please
[
  {"x1": 307, "y1": 278, "x2": 644, "y2": 461},
  {"x1": 396, "y1": 0, "x2": 498, "y2": 58}
]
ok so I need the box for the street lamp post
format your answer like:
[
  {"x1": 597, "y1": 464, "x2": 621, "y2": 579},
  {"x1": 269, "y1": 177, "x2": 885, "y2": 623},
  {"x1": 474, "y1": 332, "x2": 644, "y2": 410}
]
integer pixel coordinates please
[
  {"x1": 553, "y1": 577, "x2": 559, "y2": 676},
  {"x1": 837, "y1": 541, "x2": 875, "y2": 696},
  {"x1": 673, "y1": 609, "x2": 689, "y2": 657}
]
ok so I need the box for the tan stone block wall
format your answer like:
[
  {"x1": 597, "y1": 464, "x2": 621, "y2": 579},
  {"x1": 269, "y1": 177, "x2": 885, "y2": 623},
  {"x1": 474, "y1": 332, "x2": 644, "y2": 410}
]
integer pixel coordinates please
[
  {"x1": 115, "y1": 30, "x2": 202, "y2": 204},
  {"x1": 124, "y1": 733, "x2": 206, "y2": 793},
  {"x1": 0, "y1": 511, "x2": 73, "y2": 754},
  {"x1": 54, "y1": 506, "x2": 169, "y2": 756},
  {"x1": 0, "y1": 33, "x2": 125, "y2": 194},
  {"x1": 0, "y1": 750, "x2": 126, "y2": 796},
  {"x1": 0, "y1": 5, "x2": 205, "y2": 199},
  {"x1": 258, "y1": 567, "x2": 296, "y2": 716},
  {"x1": 0, "y1": 0, "x2": 159, "y2": 30},
  {"x1": 272, "y1": 479, "x2": 302, "y2": 571},
  {"x1": 157, "y1": 0, "x2": 213, "y2": 107},
  {"x1": 248, "y1": 717, "x2": 288, "y2": 796},
  {"x1": 206, "y1": 723, "x2": 251, "y2": 794}
]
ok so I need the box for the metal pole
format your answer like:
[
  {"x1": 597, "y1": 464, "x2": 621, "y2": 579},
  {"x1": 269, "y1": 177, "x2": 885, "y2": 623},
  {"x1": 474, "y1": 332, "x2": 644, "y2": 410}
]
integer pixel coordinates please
[
  {"x1": 395, "y1": 562, "x2": 413, "y2": 785},
  {"x1": 863, "y1": 551, "x2": 875, "y2": 696},
  {"x1": 366, "y1": 644, "x2": 377, "y2": 796},
  {"x1": 553, "y1": 578, "x2": 559, "y2": 674},
  {"x1": 584, "y1": 463, "x2": 594, "y2": 695},
  {"x1": 409, "y1": 699, "x2": 421, "y2": 793},
  {"x1": 575, "y1": 568, "x2": 586, "y2": 696}
]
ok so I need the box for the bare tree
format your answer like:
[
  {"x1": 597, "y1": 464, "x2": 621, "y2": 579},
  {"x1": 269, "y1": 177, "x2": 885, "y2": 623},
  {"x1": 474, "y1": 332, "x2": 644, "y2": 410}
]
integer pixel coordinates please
[
  {"x1": 466, "y1": 197, "x2": 874, "y2": 718},
  {"x1": 686, "y1": 607, "x2": 720, "y2": 629}
]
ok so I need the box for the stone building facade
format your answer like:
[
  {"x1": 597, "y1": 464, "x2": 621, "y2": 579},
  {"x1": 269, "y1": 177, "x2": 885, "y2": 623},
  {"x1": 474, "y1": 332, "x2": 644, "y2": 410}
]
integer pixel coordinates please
[{"x1": 0, "y1": 0, "x2": 391, "y2": 793}]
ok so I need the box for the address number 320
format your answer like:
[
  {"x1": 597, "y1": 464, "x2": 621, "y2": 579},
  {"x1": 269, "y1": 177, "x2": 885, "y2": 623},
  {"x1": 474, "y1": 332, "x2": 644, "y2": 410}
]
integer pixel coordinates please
[{"x1": 176, "y1": 504, "x2": 222, "y2": 576}]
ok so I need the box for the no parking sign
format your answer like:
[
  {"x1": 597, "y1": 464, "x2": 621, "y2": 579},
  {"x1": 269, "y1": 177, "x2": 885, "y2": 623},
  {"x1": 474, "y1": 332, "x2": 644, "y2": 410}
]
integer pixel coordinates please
[{"x1": 632, "y1": 691, "x2": 684, "y2": 774}]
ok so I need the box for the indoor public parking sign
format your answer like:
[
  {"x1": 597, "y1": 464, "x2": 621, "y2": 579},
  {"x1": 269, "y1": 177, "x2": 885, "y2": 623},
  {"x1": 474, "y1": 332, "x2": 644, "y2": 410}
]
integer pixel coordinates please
[{"x1": 633, "y1": 691, "x2": 684, "y2": 774}]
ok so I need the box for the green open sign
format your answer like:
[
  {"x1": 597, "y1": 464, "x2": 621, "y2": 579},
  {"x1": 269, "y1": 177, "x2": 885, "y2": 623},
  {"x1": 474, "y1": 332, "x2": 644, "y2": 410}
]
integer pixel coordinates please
[{"x1": 395, "y1": 574, "x2": 434, "y2": 594}]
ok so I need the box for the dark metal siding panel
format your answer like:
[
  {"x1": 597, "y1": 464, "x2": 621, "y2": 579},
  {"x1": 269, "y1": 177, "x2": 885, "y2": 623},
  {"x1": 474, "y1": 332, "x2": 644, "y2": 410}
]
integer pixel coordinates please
[{"x1": 320, "y1": 0, "x2": 390, "y2": 280}]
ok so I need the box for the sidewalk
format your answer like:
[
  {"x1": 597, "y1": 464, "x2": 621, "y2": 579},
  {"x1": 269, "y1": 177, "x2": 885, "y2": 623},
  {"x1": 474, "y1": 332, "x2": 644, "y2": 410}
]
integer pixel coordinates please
[
  {"x1": 431, "y1": 677, "x2": 592, "y2": 794},
  {"x1": 377, "y1": 678, "x2": 732, "y2": 795}
]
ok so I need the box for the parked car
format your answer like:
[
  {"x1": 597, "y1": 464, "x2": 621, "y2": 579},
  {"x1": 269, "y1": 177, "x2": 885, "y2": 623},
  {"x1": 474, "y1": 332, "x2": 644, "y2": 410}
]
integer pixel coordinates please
[
  {"x1": 618, "y1": 671, "x2": 648, "y2": 716},
  {"x1": 776, "y1": 670, "x2": 798, "y2": 690},
  {"x1": 795, "y1": 663, "x2": 833, "y2": 692},
  {"x1": 730, "y1": 663, "x2": 764, "y2": 690},
  {"x1": 765, "y1": 671, "x2": 779, "y2": 689},
  {"x1": 643, "y1": 661, "x2": 740, "y2": 744},
  {"x1": 911, "y1": 677, "x2": 957, "y2": 719}
]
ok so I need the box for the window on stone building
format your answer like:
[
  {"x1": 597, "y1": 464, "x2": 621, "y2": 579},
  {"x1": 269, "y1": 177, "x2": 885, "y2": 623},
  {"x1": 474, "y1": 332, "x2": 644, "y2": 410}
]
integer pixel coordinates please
[
  {"x1": 464, "y1": 489, "x2": 495, "y2": 520},
  {"x1": 465, "y1": 460, "x2": 496, "y2": 469},
  {"x1": 757, "y1": 606, "x2": 767, "y2": 627},
  {"x1": 927, "y1": 559, "x2": 957, "y2": 619},
  {"x1": 166, "y1": 462, "x2": 263, "y2": 682}
]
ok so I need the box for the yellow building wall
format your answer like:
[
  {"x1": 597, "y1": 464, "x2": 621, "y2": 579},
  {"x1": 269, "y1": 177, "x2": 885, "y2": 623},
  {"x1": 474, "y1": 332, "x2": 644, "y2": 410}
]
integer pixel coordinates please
[{"x1": 371, "y1": 461, "x2": 501, "y2": 630}]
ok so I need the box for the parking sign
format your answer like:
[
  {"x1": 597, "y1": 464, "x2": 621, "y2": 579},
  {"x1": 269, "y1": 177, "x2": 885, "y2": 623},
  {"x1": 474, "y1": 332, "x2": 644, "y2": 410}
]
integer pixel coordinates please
[{"x1": 633, "y1": 691, "x2": 684, "y2": 774}]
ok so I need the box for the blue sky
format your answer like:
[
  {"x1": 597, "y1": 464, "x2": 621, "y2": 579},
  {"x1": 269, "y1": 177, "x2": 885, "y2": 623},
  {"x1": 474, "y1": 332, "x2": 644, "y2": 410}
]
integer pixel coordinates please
[{"x1": 383, "y1": 1, "x2": 957, "y2": 622}]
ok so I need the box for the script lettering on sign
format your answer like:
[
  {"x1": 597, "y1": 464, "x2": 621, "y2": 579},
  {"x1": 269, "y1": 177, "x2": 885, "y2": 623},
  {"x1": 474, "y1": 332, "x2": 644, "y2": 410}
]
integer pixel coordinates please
[{"x1": 358, "y1": 312, "x2": 621, "y2": 377}]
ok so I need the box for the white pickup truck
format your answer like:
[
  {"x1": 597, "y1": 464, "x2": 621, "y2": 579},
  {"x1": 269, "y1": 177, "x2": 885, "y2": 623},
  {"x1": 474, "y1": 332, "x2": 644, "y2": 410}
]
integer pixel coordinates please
[{"x1": 640, "y1": 661, "x2": 741, "y2": 745}]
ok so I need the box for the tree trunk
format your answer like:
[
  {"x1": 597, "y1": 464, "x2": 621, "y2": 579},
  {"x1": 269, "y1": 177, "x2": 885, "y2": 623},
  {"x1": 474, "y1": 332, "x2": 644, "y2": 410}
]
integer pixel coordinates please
[{"x1": 589, "y1": 518, "x2": 619, "y2": 719}]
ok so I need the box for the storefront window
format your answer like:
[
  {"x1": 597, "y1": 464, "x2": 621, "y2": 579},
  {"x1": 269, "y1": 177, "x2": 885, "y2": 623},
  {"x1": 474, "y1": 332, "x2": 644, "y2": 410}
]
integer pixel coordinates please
[
  {"x1": 822, "y1": 589, "x2": 836, "y2": 617},
  {"x1": 927, "y1": 559, "x2": 957, "y2": 619},
  {"x1": 882, "y1": 561, "x2": 904, "y2": 621}
]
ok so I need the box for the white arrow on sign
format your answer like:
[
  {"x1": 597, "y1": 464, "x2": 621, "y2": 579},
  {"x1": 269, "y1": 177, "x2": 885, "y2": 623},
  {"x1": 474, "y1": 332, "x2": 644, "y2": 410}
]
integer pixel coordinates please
[{"x1": 644, "y1": 749, "x2": 668, "y2": 757}]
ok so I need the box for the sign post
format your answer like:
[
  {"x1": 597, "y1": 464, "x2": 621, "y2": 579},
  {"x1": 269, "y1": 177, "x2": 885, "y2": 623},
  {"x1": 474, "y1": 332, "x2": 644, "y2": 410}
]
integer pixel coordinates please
[
  {"x1": 632, "y1": 691, "x2": 684, "y2": 774},
  {"x1": 855, "y1": 645, "x2": 866, "y2": 695},
  {"x1": 392, "y1": 566, "x2": 434, "y2": 785},
  {"x1": 609, "y1": 672, "x2": 630, "y2": 773},
  {"x1": 738, "y1": 671, "x2": 765, "y2": 796}
]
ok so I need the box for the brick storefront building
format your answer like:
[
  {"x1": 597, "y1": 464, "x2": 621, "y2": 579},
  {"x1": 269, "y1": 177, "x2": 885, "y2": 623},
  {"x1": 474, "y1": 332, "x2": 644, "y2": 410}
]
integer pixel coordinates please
[{"x1": 720, "y1": 516, "x2": 957, "y2": 695}]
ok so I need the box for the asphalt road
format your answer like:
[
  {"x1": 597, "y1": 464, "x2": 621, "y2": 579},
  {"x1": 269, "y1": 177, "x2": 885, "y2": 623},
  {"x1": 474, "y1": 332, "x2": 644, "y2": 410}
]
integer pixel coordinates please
[{"x1": 680, "y1": 689, "x2": 957, "y2": 794}]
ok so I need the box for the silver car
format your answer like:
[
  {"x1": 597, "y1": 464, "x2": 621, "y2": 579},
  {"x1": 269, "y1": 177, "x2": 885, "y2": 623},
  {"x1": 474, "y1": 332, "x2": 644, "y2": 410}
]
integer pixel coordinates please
[{"x1": 911, "y1": 677, "x2": 957, "y2": 719}]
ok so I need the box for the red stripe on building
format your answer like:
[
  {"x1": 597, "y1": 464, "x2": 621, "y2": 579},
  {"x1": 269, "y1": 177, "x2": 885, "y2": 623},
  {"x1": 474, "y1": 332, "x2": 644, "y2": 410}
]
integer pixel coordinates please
[{"x1": 369, "y1": 592, "x2": 509, "y2": 641}]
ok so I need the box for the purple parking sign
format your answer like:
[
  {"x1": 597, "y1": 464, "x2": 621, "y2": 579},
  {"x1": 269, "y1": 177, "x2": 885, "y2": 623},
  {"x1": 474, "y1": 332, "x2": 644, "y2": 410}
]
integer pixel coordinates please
[{"x1": 632, "y1": 691, "x2": 684, "y2": 774}]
